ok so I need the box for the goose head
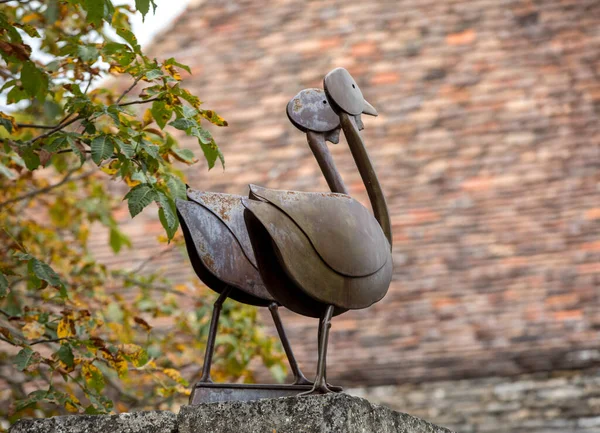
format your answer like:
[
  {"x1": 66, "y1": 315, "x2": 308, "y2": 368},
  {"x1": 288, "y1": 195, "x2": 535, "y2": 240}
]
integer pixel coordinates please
[
  {"x1": 286, "y1": 88, "x2": 344, "y2": 144},
  {"x1": 323, "y1": 67, "x2": 378, "y2": 118}
]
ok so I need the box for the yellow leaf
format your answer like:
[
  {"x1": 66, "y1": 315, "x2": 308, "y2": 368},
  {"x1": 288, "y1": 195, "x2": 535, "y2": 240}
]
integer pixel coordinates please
[
  {"x1": 22, "y1": 321, "x2": 45, "y2": 339},
  {"x1": 142, "y1": 108, "x2": 153, "y2": 127},
  {"x1": 124, "y1": 176, "x2": 140, "y2": 187},
  {"x1": 100, "y1": 160, "x2": 119, "y2": 175},
  {"x1": 57, "y1": 314, "x2": 75, "y2": 339},
  {"x1": 65, "y1": 402, "x2": 78, "y2": 413},
  {"x1": 163, "y1": 368, "x2": 188, "y2": 385},
  {"x1": 107, "y1": 356, "x2": 128, "y2": 377},
  {"x1": 109, "y1": 64, "x2": 125, "y2": 74},
  {"x1": 0, "y1": 112, "x2": 19, "y2": 133},
  {"x1": 165, "y1": 64, "x2": 181, "y2": 81},
  {"x1": 22, "y1": 13, "x2": 40, "y2": 23}
]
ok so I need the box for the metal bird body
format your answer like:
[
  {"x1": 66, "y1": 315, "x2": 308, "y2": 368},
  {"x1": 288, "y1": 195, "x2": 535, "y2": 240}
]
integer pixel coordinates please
[{"x1": 243, "y1": 69, "x2": 393, "y2": 394}]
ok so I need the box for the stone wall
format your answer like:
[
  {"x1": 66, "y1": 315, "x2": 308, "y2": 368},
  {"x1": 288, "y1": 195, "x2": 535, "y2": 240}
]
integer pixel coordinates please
[
  {"x1": 352, "y1": 368, "x2": 600, "y2": 433},
  {"x1": 93, "y1": 0, "x2": 600, "y2": 396}
]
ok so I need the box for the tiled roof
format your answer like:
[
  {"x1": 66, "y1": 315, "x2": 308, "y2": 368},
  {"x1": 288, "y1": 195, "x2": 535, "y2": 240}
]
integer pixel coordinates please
[{"x1": 93, "y1": 0, "x2": 600, "y2": 386}]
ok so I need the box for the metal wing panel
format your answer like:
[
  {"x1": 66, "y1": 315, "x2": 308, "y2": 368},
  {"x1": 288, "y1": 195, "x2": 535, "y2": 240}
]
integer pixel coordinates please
[
  {"x1": 242, "y1": 198, "x2": 392, "y2": 310},
  {"x1": 186, "y1": 190, "x2": 258, "y2": 269},
  {"x1": 248, "y1": 185, "x2": 389, "y2": 278},
  {"x1": 176, "y1": 199, "x2": 273, "y2": 305}
]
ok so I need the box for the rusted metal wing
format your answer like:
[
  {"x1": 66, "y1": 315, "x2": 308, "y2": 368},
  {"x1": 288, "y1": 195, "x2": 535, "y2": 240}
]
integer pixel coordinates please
[{"x1": 176, "y1": 196, "x2": 273, "y2": 306}]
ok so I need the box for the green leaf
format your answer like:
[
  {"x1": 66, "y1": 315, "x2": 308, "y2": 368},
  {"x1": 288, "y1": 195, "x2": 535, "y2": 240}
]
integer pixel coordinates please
[
  {"x1": 124, "y1": 184, "x2": 157, "y2": 218},
  {"x1": 57, "y1": 345, "x2": 74, "y2": 368},
  {"x1": 46, "y1": 136, "x2": 68, "y2": 153},
  {"x1": 14, "y1": 390, "x2": 47, "y2": 413},
  {"x1": 77, "y1": 45, "x2": 100, "y2": 62},
  {"x1": 116, "y1": 28, "x2": 141, "y2": 54},
  {"x1": 109, "y1": 227, "x2": 131, "y2": 254},
  {"x1": 135, "y1": 0, "x2": 157, "y2": 19},
  {"x1": 81, "y1": 0, "x2": 105, "y2": 26},
  {"x1": 191, "y1": 126, "x2": 212, "y2": 144},
  {"x1": 157, "y1": 191, "x2": 178, "y2": 240},
  {"x1": 14, "y1": 347, "x2": 36, "y2": 371},
  {"x1": 169, "y1": 118, "x2": 196, "y2": 131},
  {"x1": 113, "y1": 138, "x2": 134, "y2": 158},
  {"x1": 30, "y1": 258, "x2": 64, "y2": 288},
  {"x1": 165, "y1": 57, "x2": 191, "y2": 74},
  {"x1": 70, "y1": 138, "x2": 86, "y2": 165},
  {"x1": 0, "y1": 272, "x2": 8, "y2": 298},
  {"x1": 139, "y1": 140, "x2": 159, "y2": 159},
  {"x1": 198, "y1": 138, "x2": 223, "y2": 170},
  {"x1": 21, "y1": 146, "x2": 40, "y2": 170},
  {"x1": 167, "y1": 175, "x2": 187, "y2": 200},
  {"x1": 151, "y1": 100, "x2": 172, "y2": 129},
  {"x1": 145, "y1": 69, "x2": 163, "y2": 80},
  {"x1": 21, "y1": 61, "x2": 48, "y2": 100},
  {"x1": 171, "y1": 148, "x2": 195, "y2": 163},
  {"x1": 91, "y1": 135, "x2": 114, "y2": 164}
]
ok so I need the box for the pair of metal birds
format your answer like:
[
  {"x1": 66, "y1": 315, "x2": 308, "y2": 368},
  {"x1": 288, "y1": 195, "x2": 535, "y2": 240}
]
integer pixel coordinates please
[{"x1": 176, "y1": 67, "x2": 393, "y2": 395}]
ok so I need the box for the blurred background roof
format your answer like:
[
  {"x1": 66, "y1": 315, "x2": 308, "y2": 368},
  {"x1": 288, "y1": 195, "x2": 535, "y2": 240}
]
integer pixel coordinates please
[{"x1": 96, "y1": 0, "x2": 600, "y2": 431}]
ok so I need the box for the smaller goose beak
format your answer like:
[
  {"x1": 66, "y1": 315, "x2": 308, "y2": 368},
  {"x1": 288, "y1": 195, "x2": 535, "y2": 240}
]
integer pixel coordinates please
[{"x1": 362, "y1": 100, "x2": 378, "y2": 117}]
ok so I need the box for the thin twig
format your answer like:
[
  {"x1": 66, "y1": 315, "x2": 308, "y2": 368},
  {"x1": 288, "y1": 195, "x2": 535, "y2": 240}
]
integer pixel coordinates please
[
  {"x1": 119, "y1": 97, "x2": 162, "y2": 107},
  {"x1": 0, "y1": 168, "x2": 95, "y2": 210},
  {"x1": 17, "y1": 124, "x2": 56, "y2": 130},
  {"x1": 30, "y1": 337, "x2": 71, "y2": 346},
  {"x1": 56, "y1": 149, "x2": 91, "y2": 154},
  {"x1": 116, "y1": 76, "x2": 143, "y2": 105},
  {"x1": 27, "y1": 115, "x2": 82, "y2": 145},
  {"x1": 0, "y1": 335, "x2": 17, "y2": 346}
]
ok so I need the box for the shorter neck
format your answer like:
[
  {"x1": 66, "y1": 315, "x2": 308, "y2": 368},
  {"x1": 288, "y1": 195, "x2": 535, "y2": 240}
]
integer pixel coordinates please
[
  {"x1": 340, "y1": 112, "x2": 392, "y2": 248},
  {"x1": 307, "y1": 131, "x2": 348, "y2": 195}
]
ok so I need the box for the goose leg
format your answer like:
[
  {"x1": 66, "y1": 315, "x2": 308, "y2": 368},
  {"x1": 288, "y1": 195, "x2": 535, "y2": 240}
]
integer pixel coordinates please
[
  {"x1": 268, "y1": 303, "x2": 311, "y2": 386},
  {"x1": 300, "y1": 304, "x2": 336, "y2": 395},
  {"x1": 198, "y1": 286, "x2": 232, "y2": 383}
]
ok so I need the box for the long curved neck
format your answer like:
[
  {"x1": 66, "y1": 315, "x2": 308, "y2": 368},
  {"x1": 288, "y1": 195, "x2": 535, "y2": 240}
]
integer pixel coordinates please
[
  {"x1": 306, "y1": 131, "x2": 348, "y2": 195},
  {"x1": 340, "y1": 112, "x2": 393, "y2": 248}
]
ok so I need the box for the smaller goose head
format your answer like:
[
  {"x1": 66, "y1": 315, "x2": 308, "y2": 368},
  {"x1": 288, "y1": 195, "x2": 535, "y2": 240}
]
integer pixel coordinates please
[
  {"x1": 323, "y1": 67, "x2": 378, "y2": 117},
  {"x1": 287, "y1": 88, "x2": 342, "y2": 144}
]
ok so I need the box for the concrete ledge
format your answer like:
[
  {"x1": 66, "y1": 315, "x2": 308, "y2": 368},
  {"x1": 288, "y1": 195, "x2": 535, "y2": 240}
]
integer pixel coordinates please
[
  {"x1": 10, "y1": 394, "x2": 453, "y2": 433},
  {"x1": 9, "y1": 411, "x2": 177, "y2": 433},
  {"x1": 179, "y1": 393, "x2": 453, "y2": 433}
]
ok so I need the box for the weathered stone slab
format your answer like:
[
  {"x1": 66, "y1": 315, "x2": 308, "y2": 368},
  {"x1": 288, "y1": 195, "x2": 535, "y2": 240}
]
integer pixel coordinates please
[
  {"x1": 9, "y1": 394, "x2": 453, "y2": 432},
  {"x1": 9, "y1": 410, "x2": 177, "y2": 433},
  {"x1": 178, "y1": 393, "x2": 454, "y2": 433}
]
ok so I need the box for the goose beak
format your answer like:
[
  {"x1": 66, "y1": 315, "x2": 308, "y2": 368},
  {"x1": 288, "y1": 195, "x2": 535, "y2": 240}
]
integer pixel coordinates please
[{"x1": 362, "y1": 100, "x2": 378, "y2": 117}]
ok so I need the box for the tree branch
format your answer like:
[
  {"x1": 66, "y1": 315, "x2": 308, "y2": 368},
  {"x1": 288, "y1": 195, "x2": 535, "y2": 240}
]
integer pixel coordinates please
[
  {"x1": 26, "y1": 115, "x2": 82, "y2": 145},
  {"x1": 119, "y1": 97, "x2": 162, "y2": 107},
  {"x1": 17, "y1": 123, "x2": 56, "y2": 130},
  {"x1": 30, "y1": 337, "x2": 71, "y2": 346},
  {"x1": 116, "y1": 76, "x2": 143, "y2": 105},
  {"x1": 0, "y1": 168, "x2": 95, "y2": 210}
]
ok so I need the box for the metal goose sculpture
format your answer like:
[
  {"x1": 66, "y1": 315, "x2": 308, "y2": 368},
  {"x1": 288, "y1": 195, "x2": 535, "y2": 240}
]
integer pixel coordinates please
[
  {"x1": 242, "y1": 68, "x2": 393, "y2": 395},
  {"x1": 175, "y1": 87, "x2": 349, "y2": 392},
  {"x1": 176, "y1": 191, "x2": 312, "y2": 387}
]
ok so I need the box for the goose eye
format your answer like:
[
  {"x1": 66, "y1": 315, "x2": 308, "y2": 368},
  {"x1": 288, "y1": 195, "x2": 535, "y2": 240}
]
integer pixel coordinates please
[
  {"x1": 323, "y1": 100, "x2": 327, "y2": 104},
  {"x1": 352, "y1": 84, "x2": 356, "y2": 89}
]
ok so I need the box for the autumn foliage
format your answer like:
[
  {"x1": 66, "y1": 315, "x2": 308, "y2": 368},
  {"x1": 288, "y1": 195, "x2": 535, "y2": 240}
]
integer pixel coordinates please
[{"x1": 0, "y1": 0, "x2": 284, "y2": 428}]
